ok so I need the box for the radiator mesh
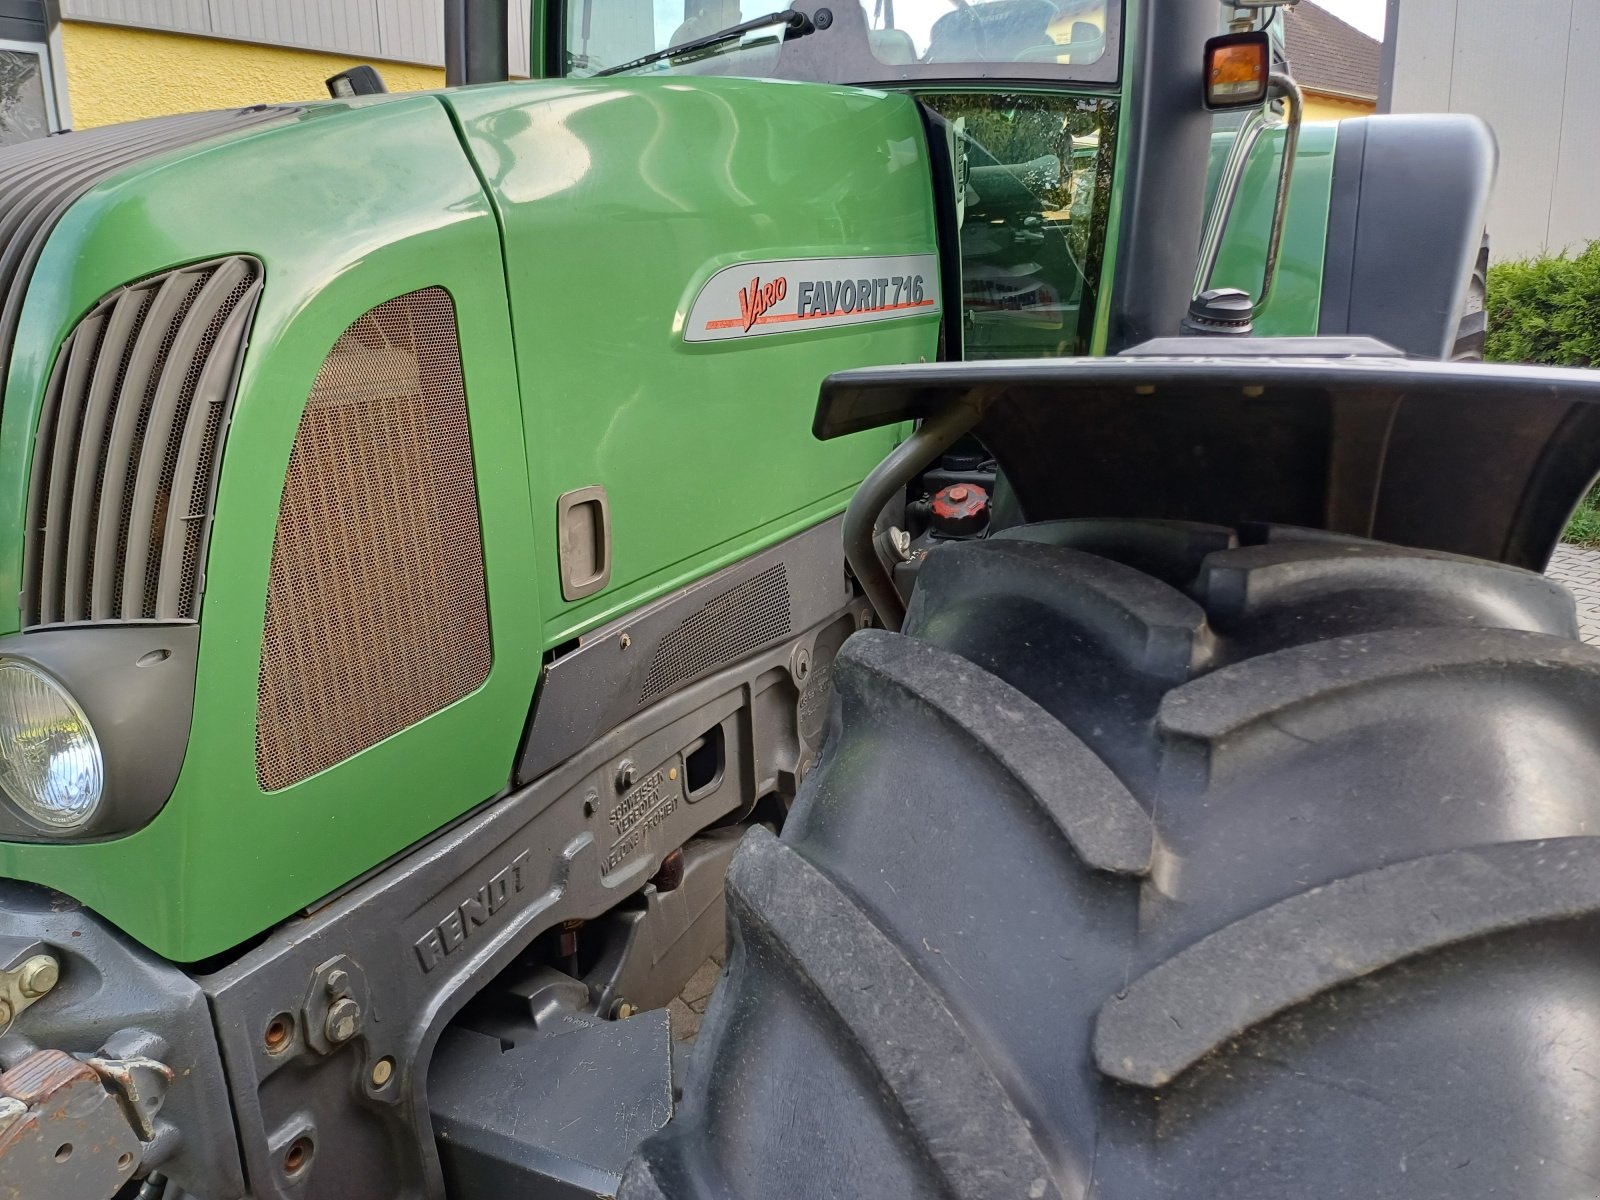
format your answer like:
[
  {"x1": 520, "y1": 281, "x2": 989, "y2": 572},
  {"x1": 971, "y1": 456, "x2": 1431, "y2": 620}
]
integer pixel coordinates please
[
  {"x1": 640, "y1": 564, "x2": 792, "y2": 703},
  {"x1": 255, "y1": 288, "x2": 491, "y2": 792}
]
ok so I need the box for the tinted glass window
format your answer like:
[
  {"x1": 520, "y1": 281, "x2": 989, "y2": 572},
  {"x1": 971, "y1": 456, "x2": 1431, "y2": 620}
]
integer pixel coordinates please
[
  {"x1": 564, "y1": 0, "x2": 1120, "y2": 85},
  {"x1": 924, "y1": 92, "x2": 1119, "y2": 358}
]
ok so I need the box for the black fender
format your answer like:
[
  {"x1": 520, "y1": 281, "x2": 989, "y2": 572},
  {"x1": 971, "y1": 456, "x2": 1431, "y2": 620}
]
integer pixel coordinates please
[
  {"x1": 1318, "y1": 114, "x2": 1496, "y2": 359},
  {"x1": 816, "y1": 348, "x2": 1600, "y2": 572}
]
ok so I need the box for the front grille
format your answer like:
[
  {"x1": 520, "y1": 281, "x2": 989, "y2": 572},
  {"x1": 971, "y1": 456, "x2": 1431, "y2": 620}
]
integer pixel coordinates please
[
  {"x1": 255, "y1": 288, "x2": 492, "y2": 792},
  {"x1": 22, "y1": 257, "x2": 263, "y2": 627}
]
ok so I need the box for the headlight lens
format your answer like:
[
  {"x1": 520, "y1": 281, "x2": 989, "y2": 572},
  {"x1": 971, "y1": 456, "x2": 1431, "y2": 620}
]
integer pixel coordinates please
[{"x1": 0, "y1": 660, "x2": 104, "y2": 831}]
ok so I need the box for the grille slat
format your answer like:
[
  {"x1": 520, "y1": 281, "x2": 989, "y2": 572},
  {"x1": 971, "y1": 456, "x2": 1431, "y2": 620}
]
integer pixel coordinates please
[
  {"x1": 122, "y1": 258, "x2": 253, "y2": 620},
  {"x1": 91, "y1": 270, "x2": 196, "y2": 620},
  {"x1": 255, "y1": 288, "x2": 491, "y2": 792},
  {"x1": 38, "y1": 313, "x2": 105, "y2": 625},
  {"x1": 20, "y1": 356, "x2": 67, "y2": 626},
  {"x1": 157, "y1": 288, "x2": 258, "y2": 618},
  {"x1": 22, "y1": 258, "x2": 262, "y2": 628},
  {"x1": 65, "y1": 287, "x2": 150, "y2": 618}
]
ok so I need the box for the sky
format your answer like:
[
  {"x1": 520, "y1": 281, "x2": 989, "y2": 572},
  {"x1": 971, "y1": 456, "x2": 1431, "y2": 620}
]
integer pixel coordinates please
[{"x1": 1313, "y1": 0, "x2": 1387, "y2": 40}]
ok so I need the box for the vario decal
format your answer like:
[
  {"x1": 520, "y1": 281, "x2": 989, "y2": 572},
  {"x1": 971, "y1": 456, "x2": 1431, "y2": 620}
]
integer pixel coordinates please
[{"x1": 684, "y1": 253, "x2": 941, "y2": 342}]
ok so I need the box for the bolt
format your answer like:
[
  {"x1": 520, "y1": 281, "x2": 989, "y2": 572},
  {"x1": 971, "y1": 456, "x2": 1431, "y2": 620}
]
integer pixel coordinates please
[
  {"x1": 283, "y1": 1137, "x2": 312, "y2": 1175},
  {"x1": 325, "y1": 997, "x2": 362, "y2": 1045},
  {"x1": 889, "y1": 527, "x2": 912, "y2": 560},
  {"x1": 370, "y1": 1057, "x2": 394, "y2": 1088},
  {"x1": 16, "y1": 955, "x2": 57, "y2": 999},
  {"x1": 324, "y1": 969, "x2": 349, "y2": 998},
  {"x1": 619, "y1": 632, "x2": 632, "y2": 650},
  {"x1": 610, "y1": 999, "x2": 635, "y2": 1020},
  {"x1": 615, "y1": 759, "x2": 637, "y2": 791}
]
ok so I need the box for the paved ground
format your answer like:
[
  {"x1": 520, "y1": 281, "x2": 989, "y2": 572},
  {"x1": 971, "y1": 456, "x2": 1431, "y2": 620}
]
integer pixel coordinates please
[
  {"x1": 1547, "y1": 543, "x2": 1600, "y2": 644},
  {"x1": 668, "y1": 951, "x2": 724, "y2": 1042}
]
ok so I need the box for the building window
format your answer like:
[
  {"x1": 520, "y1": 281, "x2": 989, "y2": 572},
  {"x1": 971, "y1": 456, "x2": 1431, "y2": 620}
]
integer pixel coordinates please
[{"x1": 0, "y1": 38, "x2": 62, "y2": 144}]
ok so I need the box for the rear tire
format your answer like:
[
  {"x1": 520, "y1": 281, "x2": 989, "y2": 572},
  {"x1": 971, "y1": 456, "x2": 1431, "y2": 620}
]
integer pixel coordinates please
[
  {"x1": 1451, "y1": 231, "x2": 1490, "y2": 361},
  {"x1": 624, "y1": 520, "x2": 1600, "y2": 1200}
]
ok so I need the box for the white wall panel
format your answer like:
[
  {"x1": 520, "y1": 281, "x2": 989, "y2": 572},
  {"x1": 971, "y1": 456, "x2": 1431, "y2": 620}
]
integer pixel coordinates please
[
  {"x1": 1388, "y1": 0, "x2": 1597, "y2": 259},
  {"x1": 63, "y1": 0, "x2": 532, "y2": 72},
  {"x1": 1547, "y1": 0, "x2": 1600, "y2": 257},
  {"x1": 1451, "y1": 0, "x2": 1568, "y2": 257},
  {"x1": 1386, "y1": 0, "x2": 1455, "y2": 112}
]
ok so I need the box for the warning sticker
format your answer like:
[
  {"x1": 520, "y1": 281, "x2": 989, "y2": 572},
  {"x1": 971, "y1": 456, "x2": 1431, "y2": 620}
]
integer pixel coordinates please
[{"x1": 684, "y1": 253, "x2": 941, "y2": 343}]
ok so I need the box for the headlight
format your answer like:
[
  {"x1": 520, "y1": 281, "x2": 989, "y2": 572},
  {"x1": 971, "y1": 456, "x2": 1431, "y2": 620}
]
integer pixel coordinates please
[{"x1": 0, "y1": 660, "x2": 104, "y2": 832}]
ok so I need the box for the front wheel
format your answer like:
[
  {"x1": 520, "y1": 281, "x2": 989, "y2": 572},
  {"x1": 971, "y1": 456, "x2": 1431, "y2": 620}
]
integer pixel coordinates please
[
  {"x1": 625, "y1": 518, "x2": 1600, "y2": 1200},
  {"x1": 1451, "y1": 231, "x2": 1490, "y2": 360}
]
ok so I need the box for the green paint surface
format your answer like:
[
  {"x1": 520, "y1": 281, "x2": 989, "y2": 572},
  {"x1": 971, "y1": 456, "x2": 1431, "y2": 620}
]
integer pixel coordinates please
[
  {"x1": 442, "y1": 78, "x2": 939, "y2": 647},
  {"x1": 0, "y1": 79, "x2": 939, "y2": 960},
  {"x1": 1207, "y1": 119, "x2": 1339, "y2": 336}
]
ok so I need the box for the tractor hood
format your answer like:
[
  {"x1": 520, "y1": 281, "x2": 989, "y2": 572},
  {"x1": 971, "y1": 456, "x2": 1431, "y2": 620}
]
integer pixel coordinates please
[
  {"x1": 816, "y1": 346, "x2": 1600, "y2": 571},
  {"x1": 0, "y1": 107, "x2": 300, "y2": 427}
]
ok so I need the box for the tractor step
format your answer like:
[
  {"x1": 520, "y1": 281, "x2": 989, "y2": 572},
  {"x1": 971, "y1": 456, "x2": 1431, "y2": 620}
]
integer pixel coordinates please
[{"x1": 431, "y1": 1008, "x2": 673, "y2": 1199}]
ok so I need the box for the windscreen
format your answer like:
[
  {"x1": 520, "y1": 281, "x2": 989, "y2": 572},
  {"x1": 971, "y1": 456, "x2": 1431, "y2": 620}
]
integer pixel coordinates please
[{"x1": 563, "y1": 0, "x2": 1120, "y2": 85}]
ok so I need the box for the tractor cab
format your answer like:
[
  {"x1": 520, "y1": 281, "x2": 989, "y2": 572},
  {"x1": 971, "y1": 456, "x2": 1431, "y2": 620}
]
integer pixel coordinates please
[{"x1": 552, "y1": 0, "x2": 1128, "y2": 361}]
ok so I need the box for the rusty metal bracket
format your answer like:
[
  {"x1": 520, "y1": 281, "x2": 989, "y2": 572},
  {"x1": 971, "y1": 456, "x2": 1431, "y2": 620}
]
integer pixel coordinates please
[
  {"x1": 0, "y1": 1049, "x2": 144, "y2": 1199},
  {"x1": 0, "y1": 940, "x2": 60, "y2": 1036},
  {"x1": 301, "y1": 956, "x2": 370, "y2": 1058},
  {"x1": 89, "y1": 1052, "x2": 174, "y2": 1143}
]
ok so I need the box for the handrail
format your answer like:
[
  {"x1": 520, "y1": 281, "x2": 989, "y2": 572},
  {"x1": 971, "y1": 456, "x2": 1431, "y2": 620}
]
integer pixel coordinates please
[{"x1": 1192, "y1": 72, "x2": 1305, "y2": 317}]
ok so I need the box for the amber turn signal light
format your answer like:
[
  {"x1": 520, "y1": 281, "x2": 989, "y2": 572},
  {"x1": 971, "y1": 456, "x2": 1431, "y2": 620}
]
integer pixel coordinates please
[{"x1": 1204, "y1": 31, "x2": 1271, "y2": 109}]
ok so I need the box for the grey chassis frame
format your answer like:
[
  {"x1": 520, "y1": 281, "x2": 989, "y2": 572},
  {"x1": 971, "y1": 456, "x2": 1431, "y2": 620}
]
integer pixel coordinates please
[{"x1": 0, "y1": 515, "x2": 864, "y2": 1200}]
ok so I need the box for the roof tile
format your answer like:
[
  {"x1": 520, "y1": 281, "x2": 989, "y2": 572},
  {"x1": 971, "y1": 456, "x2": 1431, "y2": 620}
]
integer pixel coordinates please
[{"x1": 1283, "y1": 0, "x2": 1381, "y2": 101}]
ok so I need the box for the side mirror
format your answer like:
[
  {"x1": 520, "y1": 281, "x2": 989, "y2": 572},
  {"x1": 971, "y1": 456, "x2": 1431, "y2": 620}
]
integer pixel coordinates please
[{"x1": 1204, "y1": 31, "x2": 1270, "y2": 109}]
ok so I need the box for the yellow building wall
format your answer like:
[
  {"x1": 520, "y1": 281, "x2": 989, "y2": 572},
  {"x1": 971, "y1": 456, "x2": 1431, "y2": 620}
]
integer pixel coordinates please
[
  {"x1": 61, "y1": 21, "x2": 446, "y2": 129},
  {"x1": 1303, "y1": 91, "x2": 1377, "y2": 123}
]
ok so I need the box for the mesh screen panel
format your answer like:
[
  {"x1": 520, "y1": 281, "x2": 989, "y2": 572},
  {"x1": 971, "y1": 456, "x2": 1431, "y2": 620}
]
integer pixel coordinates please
[
  {"x1": 255, "y1": 288, "x2": 491, "y2": 792},
  {"x1": 640, "y1": 564, "x2": 792, "y2": 703}
]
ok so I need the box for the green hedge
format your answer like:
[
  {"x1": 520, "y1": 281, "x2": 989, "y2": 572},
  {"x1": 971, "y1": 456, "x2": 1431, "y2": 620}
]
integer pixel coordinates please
[
  {"x1": 1485, "y1": 240, "x2": 1600, "y2": 367},
  {"x1": 1487, "y1": 242, "x2": 1600, "y2": 545}
]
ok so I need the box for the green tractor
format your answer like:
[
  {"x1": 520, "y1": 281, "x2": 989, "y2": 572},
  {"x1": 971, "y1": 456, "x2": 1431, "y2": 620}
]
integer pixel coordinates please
[{"x1": 3, "y1": 1, "x2": 1599, "y2": 1197}]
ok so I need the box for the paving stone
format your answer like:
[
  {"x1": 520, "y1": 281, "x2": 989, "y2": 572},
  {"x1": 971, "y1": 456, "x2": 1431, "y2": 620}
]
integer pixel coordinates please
[
  {"x1": 1546, "y1": 543, "x2": 1600, "y2": 645},
  {"x1": 668, "y1": 997, "x2": 701, "y2": 1042},
  {"x1": 679, "y1": 959, "x2": 722, "y2": 1007}
]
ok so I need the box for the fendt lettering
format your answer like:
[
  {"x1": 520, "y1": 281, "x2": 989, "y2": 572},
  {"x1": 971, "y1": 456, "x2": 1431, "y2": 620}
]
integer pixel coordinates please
[
  {"x1": 413, "y1": 849, "x2": 533, "y2": 972},
  {"x1": 0, "y1": 1, "x2": 1579, "y2": 1199}
]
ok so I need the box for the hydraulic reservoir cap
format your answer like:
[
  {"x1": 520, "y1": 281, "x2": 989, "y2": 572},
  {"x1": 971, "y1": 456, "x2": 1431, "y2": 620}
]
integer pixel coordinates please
[
  {"x1": 930, "y1": 483, "x2": 990, "y2": 537},
  {"x1": 1181, "y1": 287, "x2": 1254, "y2": 337}
]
